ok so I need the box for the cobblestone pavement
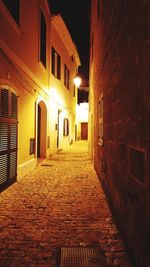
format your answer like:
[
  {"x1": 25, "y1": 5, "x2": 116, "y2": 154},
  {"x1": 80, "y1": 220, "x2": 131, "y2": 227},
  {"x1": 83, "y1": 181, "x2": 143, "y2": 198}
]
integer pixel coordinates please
[{"x1": 0, "y1": 141, "x2": 132, "y2": 267}]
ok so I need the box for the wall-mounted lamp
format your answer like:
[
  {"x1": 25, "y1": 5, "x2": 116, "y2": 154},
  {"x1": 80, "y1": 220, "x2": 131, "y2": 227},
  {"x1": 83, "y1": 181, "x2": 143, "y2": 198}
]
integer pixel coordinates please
[{"x1": 73, "y1": 76, "x2": 82, "y2": 88}]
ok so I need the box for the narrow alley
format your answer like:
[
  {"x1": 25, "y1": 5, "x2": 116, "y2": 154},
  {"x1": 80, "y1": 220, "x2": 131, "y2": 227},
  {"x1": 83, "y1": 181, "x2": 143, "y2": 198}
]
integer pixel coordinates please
[{"x1": 0, "y1": 141, "x2": 132, "y2": 267}]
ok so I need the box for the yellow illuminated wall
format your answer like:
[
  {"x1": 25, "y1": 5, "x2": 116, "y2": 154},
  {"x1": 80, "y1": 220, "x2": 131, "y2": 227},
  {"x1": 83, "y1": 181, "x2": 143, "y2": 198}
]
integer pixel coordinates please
[
  {"x1": 0, "y1": 3, "x2": 80, "y2": 181},
  {"x1": 48, "y1": 15, "x2": 80, "y2": 151}
]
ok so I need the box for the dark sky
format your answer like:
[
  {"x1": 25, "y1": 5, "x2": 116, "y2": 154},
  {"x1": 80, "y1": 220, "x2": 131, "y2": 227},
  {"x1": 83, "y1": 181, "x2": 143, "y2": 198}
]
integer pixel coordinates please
[{"x1": 49, "y1": 0, "x2": 91, "y2": 84}]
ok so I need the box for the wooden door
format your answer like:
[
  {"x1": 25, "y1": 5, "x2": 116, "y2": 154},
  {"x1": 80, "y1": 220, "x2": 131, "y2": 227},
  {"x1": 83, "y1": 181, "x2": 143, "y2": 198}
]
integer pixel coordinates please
[
  {"x1": 81, "y1": 122, "x2": 88, "y2": 140},
  {"x1": 37, "y1": 104, "x2": 41, "y2": 157}
]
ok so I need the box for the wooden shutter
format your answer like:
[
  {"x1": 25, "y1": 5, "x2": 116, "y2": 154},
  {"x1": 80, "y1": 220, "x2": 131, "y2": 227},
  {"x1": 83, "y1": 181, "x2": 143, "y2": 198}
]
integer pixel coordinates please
[
  {"x1": 0, "y1": 122, "x2": 8, "y2": 185},
  {"x1": 0, "y1": 88, "x2": 17, "y2": 191}
]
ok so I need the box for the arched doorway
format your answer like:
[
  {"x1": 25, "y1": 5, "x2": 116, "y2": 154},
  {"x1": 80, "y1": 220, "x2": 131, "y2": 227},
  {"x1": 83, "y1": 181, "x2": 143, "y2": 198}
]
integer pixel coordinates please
[
  {"x1": 37, "y1": 100, "x2": 47, "y2": 159},
  {"x1": 0, "y1": 87, "x2": 18, "y2": 191}
]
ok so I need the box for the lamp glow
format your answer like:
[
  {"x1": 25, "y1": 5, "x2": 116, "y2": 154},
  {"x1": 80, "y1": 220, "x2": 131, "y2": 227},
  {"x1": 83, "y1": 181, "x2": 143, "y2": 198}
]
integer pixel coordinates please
[{"x1": 73, "y1": 76, "x2": 82, "y2": 88}]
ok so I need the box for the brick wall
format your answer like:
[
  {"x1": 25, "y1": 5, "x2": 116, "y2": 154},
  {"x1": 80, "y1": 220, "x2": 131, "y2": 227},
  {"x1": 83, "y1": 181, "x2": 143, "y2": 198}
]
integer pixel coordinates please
[{"x1": 89, "y1": 0, "x2": 150, "y2": 266}]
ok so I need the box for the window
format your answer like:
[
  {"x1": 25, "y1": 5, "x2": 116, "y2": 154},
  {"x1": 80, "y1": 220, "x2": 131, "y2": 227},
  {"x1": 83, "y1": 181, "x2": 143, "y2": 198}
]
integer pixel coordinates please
[
  {"x1": 91, "y1": 33, "x2": 94, "y2": 62},
  {"x1": 97, "y1": 0, "x2": 100, "y2": 19},
  {"x1": 63, "y1": 118, "x2": 69, "y2": 136},
  {"x1": 29, "y1": 138, "x2": 35, "y2": 155},
  {"x1": 40, "y1": 11, "x2": 46, "y2": 67},
  {"x1": 73, "y1": 85, "x2": 75, "y2": 97},
  {"x1": 64, "y1": 64, "x2": 70, "y2": 89},
  {"x1": 0, "y1": 88, "x2": 18, "y2": 191},
  {"x1": 130, "y1": 148, "x2": 145, "y2": 183},
  {"x1": 98, "y1": 93, "x2": 103, "y2": 145},
  {"x1": 2, "y1": 0, "x2": 20, "y2": 25},
  {"x1": 71, "y1": 55, "x2": 74, "y2": 63},
  {"x1": 51, "y1": 47, "x2": 61, "y2": 79}
]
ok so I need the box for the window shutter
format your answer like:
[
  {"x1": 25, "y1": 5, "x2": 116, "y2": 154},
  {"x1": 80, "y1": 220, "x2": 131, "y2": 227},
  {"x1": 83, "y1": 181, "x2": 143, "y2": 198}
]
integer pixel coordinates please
[
  {"x1": 0, "y1": 123, "x2": 8, "y2": 185},
  {"x1": 0, "y1": 122, "x2": 8, "y2": 152},
  {"x1": 52, "y1": 47, "x2": 55, "y2": 75},
  {"x1": 11, "y1": 92, "x2": 17, "y2": 119},
  {"x1": 0, "y1": 155, "x2": 7, "y2": 185},
  {"x1": 0, "y1": 88, "x2": 17, "y2": 191},
  {"x1": 57, "y1": 54, "x2": 61, "y2": 79},
  {"x1": 1, "y1": 89, "x2": 9, "y2": 118}
]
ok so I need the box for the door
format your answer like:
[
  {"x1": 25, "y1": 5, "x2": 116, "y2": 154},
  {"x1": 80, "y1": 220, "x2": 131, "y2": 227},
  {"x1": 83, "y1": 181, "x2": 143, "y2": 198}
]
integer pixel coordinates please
[
  {"x1": 37, "y1": 100, "x2": 47, "y2": 158},
  {"x1": 75, "y1": 125, "x2": 77, "y2": 141},
  {"x1": 57, "y1": 109, "x2": 61, "y2": 148},
  {"x1": 81, "y1": 122, "x2": 88, "y2": 140},
  {"x1": 0, "y1": 88, "x2": 18, "y2": 191},
  {"x1": 37, "y1": 104, "x2": 41, "y2": 157}
]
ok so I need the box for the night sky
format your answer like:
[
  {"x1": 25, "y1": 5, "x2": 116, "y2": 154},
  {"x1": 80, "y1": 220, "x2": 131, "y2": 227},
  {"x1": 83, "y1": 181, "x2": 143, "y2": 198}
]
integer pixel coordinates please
[{"x1": 49, "y1": 0, "x2": 91, "y2": 85}]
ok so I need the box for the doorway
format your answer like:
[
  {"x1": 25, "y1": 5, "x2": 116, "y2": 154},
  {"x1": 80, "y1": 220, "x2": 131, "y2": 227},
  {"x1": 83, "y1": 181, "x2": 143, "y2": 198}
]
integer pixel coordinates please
[
  {"x1": 37, "y1": 100, "x2": 47, "y2": 158},
  {"x1": 81, "y1": 122, "x2": 88, "y2": 140},
  {"x1": 75, "y1": 125, "x2": 77, "y2": 141},
  {"x1": 57, "y1": 109, "x2": 62, "y2": 148}
]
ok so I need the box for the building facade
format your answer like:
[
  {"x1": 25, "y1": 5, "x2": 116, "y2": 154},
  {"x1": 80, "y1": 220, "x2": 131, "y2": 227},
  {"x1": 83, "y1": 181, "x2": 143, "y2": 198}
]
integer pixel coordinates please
[
  {"x1": 0, "y1": 0, "x2": 80, "y2": 191},
  {"x1": 89, "y1": 0, "x2": 150, "y2": 266},
  {"x1": 49, "y1": 14, "x2": 80, "y2": 151}
]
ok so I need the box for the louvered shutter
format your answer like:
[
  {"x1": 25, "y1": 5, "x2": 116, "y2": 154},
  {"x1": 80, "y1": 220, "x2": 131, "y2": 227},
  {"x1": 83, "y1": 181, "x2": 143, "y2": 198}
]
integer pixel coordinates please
[{"x1": 0, "y1": 88, "x2": 17, "y2": 191}]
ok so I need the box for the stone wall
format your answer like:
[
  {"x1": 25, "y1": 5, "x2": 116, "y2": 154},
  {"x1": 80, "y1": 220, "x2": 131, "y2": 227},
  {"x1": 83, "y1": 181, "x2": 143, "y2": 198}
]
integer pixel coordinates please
[{"x1": 89, "y1": 0, "x2": 150, "y2": 266}]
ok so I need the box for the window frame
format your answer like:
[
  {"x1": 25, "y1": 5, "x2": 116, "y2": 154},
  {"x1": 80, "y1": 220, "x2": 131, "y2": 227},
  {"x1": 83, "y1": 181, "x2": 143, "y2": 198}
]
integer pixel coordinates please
[
  {"x1": 2, "y1": 0, "x2": 20, "y2": 26},
  {"x1": 63, "y1": 118, "x2": 69, "y2": 136},
  {"x1": 91, "y1": 33, "x2": 94, "y2": 62},
  {"x1": 51, "y1": 47, "x2": 61, "y2": 79},
  {"x1": 40, "y1": 10, "x2": 47, "y2": 68},
  {"x1": 97, "y1": 0, "x2": 100, "y2": 20},
  {"x1": 64, "y1": 64, "x2": 70, "y2": 89},
  {"x1": 73, "y1": 84, "x2": 76, "y2": 97}
]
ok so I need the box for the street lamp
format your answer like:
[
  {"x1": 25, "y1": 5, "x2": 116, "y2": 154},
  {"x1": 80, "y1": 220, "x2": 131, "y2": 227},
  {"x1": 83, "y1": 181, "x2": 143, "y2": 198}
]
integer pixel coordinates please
[{"x1": 73, "y1": 76, "x2": 82, "y2": 88}]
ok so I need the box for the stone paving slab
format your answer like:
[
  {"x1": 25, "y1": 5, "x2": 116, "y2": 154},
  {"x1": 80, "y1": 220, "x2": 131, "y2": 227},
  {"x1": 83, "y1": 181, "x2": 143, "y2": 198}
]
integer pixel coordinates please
[{"x1": 0, "y1": 141, "x2": 132, "y2": 267}]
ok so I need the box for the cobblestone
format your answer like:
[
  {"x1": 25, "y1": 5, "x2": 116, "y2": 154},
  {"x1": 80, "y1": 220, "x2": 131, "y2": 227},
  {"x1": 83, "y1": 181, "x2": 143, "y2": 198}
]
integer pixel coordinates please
[{"x1": 0, "y1": 141, "x2": 132, "y2": 267}]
